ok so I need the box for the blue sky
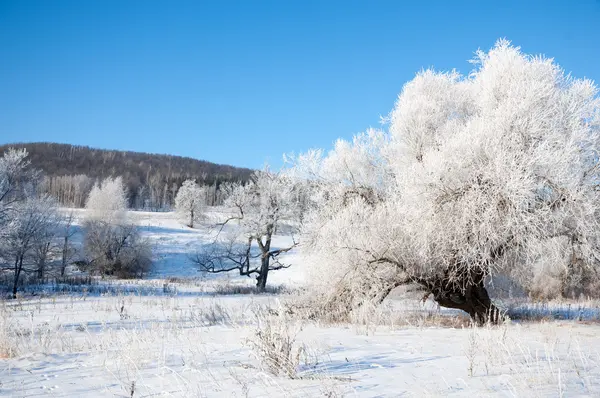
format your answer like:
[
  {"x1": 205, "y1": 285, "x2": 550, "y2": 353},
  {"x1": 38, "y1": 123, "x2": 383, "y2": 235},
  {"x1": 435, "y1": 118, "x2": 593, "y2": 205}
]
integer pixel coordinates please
[{"x1": 1, "y1": 0, "x2": 599, "y2": 169}]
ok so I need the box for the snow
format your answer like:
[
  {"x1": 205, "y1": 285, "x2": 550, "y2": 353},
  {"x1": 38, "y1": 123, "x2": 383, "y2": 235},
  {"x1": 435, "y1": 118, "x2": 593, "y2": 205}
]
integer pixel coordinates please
[{"x1": 2, "y1": 210, "x2": 600, "y2": 397}]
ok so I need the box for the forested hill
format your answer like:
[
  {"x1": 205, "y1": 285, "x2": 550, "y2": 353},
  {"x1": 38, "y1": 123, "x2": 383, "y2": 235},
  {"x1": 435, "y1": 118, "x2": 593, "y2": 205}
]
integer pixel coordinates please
[{"x1": 0, "y1": 142, "x2": 253, "y2": 209}]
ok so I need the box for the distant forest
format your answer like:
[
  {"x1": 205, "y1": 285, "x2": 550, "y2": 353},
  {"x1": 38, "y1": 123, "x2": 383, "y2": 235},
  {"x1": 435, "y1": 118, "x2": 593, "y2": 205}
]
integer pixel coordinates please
[{"x1": 0, "y1": 142, "x2": 253, "y2": 209}]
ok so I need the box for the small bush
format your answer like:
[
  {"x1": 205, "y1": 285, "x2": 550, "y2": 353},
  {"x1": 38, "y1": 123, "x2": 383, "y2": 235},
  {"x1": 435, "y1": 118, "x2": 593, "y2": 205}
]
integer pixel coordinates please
[
  {"x1": 83, "y1": 220, "x2": 152, "y2": 278},
  {"x1": 194, "y1": 302, "x2": 232, "y2": 326},
  {"x1": 248, "y1": 306, "x2": 303, "y2": 378}
]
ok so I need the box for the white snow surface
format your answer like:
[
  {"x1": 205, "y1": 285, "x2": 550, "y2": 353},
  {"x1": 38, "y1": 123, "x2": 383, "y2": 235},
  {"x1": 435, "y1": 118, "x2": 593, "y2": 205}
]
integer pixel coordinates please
[{"x1": 2, "y1": 210, "x2": 600, "y2": 397}]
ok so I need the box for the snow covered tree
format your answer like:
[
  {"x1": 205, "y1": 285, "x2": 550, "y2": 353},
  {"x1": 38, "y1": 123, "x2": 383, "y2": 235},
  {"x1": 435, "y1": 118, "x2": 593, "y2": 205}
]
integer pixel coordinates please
[
  {"x1": 0, "y1": 195, "x2": 59, "y2": 298},
  {"x1": 85, "y1": 176, "x2": 128, "y2": 223},
  {"x1": 174, "y1": 179, "x2": 206, "y2": 228},
  {"x1": 83, "y1": 177, "x2": 151, "y2": 278},
  {"x1": 0, "y1": 148, "x2": 38, "y2": 240},
  {"x1": 193, "y1": 169, "x2": 299, "y2": 292},
  {"x1": 0, "y1": 148, "x2": 56, "y2": 297},
  {"x1": 293, "y1": 40, "x2": 600, "y2": 323}
]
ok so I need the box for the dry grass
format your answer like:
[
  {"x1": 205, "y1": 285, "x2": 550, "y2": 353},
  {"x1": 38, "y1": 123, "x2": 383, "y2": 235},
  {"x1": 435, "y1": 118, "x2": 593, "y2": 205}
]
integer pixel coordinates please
[
  {"x1": 247, "y1": 305, "x2": 304, "y2": 378},
  {"x1": 461, "y1": 320, "x2": 600, "y2": 396},
  {"x1": 0, "y1": 303, "x2": 18, "y2": 358},
  {"x1": 214, "y1": 282, "x2": 288, "y2": 295},
  {"x1": 2, "y1": 286, "x2": 600, "y2": 396},
  {"x1": 286, "y1": 293, "x2": 473, "y2": 333}
]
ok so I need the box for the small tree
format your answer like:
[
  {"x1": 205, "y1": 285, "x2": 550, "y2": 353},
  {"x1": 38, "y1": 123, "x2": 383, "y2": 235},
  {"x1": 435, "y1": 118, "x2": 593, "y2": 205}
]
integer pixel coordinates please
[
  {"x1": 193, "y1": 169, "x2": 299, "y2": 292},
  {"x1": 85, "y1": 177, "x2": 128, "y2": 223},
  {"x1": 174, "y1": 179, "x2": 206, "y2": 228},
  {"x1": 83, "y1": 177, "x2": 151, "y2": 278}
]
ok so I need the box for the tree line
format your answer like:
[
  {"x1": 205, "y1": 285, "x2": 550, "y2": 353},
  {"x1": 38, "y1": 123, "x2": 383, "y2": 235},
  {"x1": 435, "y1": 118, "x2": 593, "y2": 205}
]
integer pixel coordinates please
[{"x1": 0, "y1": 142, "x2": 253, "y2": 209}]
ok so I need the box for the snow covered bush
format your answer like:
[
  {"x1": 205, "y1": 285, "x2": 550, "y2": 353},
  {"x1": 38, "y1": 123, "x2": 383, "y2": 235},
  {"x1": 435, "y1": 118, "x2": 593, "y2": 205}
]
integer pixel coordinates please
[
  {"x1": 174, "y1": 179, "x2": 206, "y2": 228},
  {"x1": 83, "y1": 222, "x2": 151, "y2": 278},
  {"x1": 248, "y1": 306, "x2": 303, "y2": 378},
  {"x1": 292, "y1": 40, "x2": 600, "y2": 323},
  {"x1": 83, "y1": 177, "x2": 151, "y2": 278}
]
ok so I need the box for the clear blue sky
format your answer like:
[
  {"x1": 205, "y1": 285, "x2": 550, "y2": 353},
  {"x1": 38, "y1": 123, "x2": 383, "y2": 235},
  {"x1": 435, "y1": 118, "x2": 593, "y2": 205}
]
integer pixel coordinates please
[{"x1": 1, "y1": 1, "x2": 599, "y2": 169}]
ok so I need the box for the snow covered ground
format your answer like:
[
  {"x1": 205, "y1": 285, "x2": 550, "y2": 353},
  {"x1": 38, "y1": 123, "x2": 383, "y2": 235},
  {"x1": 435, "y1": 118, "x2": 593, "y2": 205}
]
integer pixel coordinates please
[{"x1": 2, "y1": 210, "x2": 600, "y2": 397}]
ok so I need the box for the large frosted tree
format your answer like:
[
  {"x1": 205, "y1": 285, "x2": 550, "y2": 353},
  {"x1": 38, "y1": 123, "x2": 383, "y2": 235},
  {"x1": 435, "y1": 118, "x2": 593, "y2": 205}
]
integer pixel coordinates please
[{"x1": 293, "y1": 40, "x2": 600, "y2": 323}]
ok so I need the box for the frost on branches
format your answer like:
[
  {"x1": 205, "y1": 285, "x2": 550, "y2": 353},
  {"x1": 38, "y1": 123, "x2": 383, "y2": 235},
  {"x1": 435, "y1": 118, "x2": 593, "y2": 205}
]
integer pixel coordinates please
[
  {"x1": 174, "y1": 179, "x2": 206, "y2": 228},
  {"x1": 293, "y1": 40, "x2": 600, "y2": 324},
  {"x1": 1, "y1": 195, "x2": 59, "y2": 298},
  {"x1": 85, "y1": 176, "x2": 128, "y2": 224},
  {"x1": 193, "y1": 169, "x2": 300, "y2": 292},
  {"x1": 83, "y1": 177, "x2": 151, "y2": 278},
  {"x1": 0, "y1": 148, "x2": 37, "y2": 239},
  {"x1": 0, "y1": 148, "x2": 61, "y2": 297}
]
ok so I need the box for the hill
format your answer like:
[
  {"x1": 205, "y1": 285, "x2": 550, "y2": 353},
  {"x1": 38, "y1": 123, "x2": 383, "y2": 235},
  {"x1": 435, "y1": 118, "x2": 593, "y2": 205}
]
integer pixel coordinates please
[{"x1": 0, "y1": 142, "x2": 253, "y2": 208}]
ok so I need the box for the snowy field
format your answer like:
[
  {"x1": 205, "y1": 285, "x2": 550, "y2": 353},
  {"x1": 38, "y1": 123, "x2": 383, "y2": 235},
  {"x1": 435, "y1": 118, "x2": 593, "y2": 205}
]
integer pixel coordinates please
[{"x1": 2, "y1": 210, "x2": 600, "y2": 397}]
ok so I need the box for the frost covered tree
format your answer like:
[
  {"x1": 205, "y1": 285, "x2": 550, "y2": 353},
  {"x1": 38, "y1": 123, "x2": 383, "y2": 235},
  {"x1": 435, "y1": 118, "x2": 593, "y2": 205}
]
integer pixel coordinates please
[
  {"x1": 293, "y1": 40, "x2": 600, "y2": 323},
  {"x1": 0, "y1": 195, "x2": 59, "y2": 298},
  {"x1": 83, "y1": 177, "x2": 151, "y2": 278},
  {"x1": 0, "y1": 149, "x2": 37, "y2": 239},
  {"x1": 85, "y1": 176, "x2": 128, "y2": 223},
  {"x1": 0, "y1": 149, "x2": 57, "y2": 297},
  {"x1": 193, "y1": 169, "x2": 299, "y2": 292},
  {"x1": 174, "y1": 179, "x2": 206, "y2": 228}
]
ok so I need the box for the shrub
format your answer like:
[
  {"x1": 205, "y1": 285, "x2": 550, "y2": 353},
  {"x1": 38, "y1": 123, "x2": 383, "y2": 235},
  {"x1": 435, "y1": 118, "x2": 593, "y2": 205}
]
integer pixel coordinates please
[{"x1": 83, "y1": 220, "x2": 152, "y2": 278}]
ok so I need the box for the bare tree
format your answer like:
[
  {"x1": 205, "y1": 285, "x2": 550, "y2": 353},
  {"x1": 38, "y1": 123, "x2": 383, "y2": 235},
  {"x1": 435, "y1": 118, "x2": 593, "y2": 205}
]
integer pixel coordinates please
[{"x1": 193, "y1": 170, "x2": 299, "y2": 292}]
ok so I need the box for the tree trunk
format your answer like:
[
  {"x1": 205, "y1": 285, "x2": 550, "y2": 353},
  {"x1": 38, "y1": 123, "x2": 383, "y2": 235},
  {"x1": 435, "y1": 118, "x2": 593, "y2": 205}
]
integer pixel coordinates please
[
  {"x1": 432, "y1": 283, "x2": 501, "y2": 325},
  {"x1": 38, "y1": 257, "x2": 45, "y2": 280},
  {"x1": 12, "y1": 256, "x2": 24, "y2": 299},
  {"x1": 256, "y1": 227, "x2": 273, "y2": 293},
  {"x1": 256, "y1": 257, "x2": 269, "y2": 293},
  {"x1": 61, "y1": 235, "x2": 68, "y2": 276}
]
